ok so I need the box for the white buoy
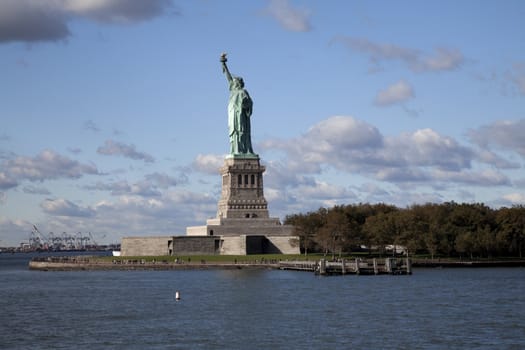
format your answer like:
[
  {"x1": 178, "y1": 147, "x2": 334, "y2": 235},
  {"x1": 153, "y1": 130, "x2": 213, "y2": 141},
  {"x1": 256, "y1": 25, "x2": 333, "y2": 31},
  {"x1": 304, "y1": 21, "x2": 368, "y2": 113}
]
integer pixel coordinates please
[{"x1": 175, "y1": 291, "x2": 180, "y2": 300}]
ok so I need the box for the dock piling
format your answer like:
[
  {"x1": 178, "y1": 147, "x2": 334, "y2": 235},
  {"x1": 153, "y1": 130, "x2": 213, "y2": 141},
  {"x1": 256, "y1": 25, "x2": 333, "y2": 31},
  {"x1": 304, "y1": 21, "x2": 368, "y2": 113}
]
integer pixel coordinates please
[
  {"x1": 319, "y1": 258, "x2": 326, "y2": 275},
  {"x1": 385, "y1": 258, "x2": 392, "y2": 274},
  {"x1": 354, "y1": 258, "x2": 360, "y2": 275}
]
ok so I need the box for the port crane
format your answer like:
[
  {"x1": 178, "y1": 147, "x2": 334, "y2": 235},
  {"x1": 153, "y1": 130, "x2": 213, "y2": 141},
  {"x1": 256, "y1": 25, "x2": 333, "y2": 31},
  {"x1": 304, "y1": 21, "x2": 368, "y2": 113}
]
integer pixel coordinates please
[{"x1": 26, "y1": 225, "x2": 99, "y2": 251}]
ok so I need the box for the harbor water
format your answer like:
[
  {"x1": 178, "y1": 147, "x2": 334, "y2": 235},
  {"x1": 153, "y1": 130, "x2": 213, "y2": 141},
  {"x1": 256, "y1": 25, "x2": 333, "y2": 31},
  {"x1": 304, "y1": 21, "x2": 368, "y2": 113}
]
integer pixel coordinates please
[{"x1": 1, "y1": 253, "x2": 524, "y2": 349}]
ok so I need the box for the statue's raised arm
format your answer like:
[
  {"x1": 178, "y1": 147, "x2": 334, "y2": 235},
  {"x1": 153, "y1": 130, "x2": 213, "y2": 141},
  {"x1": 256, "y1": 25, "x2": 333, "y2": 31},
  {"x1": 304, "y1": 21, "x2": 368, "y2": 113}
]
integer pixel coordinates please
[{"x1": 220, "y1": 53, "x2": 233, "y2": 83}]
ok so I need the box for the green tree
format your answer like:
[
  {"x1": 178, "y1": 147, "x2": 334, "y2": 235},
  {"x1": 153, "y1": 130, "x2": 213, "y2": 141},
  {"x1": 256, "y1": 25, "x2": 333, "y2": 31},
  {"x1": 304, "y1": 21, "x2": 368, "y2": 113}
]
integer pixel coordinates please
[
  {"x1": 315, "y1": 207, "x2": 348, "y2": 259},
  {"x1": 363, "y1": 212, "x2": 397, "y2": 256},
  {"x1": 448, "y1": 203, "x2": 495, "y2": 258},
  {"x1": 455, "y1": 231, "x2": 475, "y2": 259},
  {"x1": 394, "y1": 207, "x2": 426, "y2": 256},
  {"x1": 286, "y1": 210, "x2": 324, "y2": 256},
  {"x1": 421, "y1": 203, "x2": 450, "y2": 259},
  {"x1": 496, "y1": 206, "x2": 525, "y2": 258}
]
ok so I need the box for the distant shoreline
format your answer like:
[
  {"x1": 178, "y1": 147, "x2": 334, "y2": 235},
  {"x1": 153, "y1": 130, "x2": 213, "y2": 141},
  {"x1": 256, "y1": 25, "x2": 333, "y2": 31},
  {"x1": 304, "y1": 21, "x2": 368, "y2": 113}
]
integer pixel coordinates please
[
  {"x1": 28, "y1": 256, "x2": 525, "y2": 271},
  {"x1": 29, "y1": 259, "x2": 279, "y2": 271},
  {"x1": 411, "y1": 259, "x2": 525, "y2": 268}
]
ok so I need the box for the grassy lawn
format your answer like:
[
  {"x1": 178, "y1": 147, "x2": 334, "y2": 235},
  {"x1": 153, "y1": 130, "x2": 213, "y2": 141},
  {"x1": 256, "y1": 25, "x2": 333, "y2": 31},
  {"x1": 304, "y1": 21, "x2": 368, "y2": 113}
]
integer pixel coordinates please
[{"x1": 94, "y1": 252, "x2": 412, "y2": 263}]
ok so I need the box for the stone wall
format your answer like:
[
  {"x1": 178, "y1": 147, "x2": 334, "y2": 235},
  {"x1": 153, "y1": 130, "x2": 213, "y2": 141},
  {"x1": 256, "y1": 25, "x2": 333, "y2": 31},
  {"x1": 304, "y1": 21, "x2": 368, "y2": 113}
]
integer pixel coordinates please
[
  {"x1": 220, "y1": 236, "x2": 245, "y2": 255},
  {"x1": 186, "y1": 225, "x2": 207, "y2": 236},
  {"x1": 193, "y1": 218, "x2": 294, "y2": 237},
  {"x1": 121, "y1": 236, "x2": 170, "y2": 256},
  {"x1": 266, "y1": 236, "x2": 300, "y2": 254},
  {"x1": 170, "y1": 236, "x2": 219, "y2": 255},
  {"x1": 218, "y1": 235, "x2": 300, "y2": 255},
  {"x1": 120, "y1": 233, "x2": 300, "y2": 256},
  {"x1": 187, "y1": 217, "x2": 293, "y2": 237}
]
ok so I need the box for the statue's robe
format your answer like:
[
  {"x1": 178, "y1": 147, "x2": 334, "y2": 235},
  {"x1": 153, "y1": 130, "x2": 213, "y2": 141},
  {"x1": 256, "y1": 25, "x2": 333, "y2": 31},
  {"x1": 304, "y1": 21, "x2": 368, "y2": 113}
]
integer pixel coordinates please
[{"x1": 228, "y1": 83, "x2": 254, "y2": 155}]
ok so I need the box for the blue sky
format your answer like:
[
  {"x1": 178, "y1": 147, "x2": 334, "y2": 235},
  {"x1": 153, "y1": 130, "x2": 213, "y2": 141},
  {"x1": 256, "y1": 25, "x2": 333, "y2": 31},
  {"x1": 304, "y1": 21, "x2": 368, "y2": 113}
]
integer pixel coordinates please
[{"x1": 1, "y1": 0, "x2": 524, "y2": 246}]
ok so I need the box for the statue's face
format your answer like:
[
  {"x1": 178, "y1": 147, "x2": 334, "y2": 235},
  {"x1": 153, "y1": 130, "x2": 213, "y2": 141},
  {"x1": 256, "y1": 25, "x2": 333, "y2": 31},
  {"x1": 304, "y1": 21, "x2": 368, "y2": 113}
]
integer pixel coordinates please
[{"x1": 233, "y1": 77, "x2": 244, "y2": 89}]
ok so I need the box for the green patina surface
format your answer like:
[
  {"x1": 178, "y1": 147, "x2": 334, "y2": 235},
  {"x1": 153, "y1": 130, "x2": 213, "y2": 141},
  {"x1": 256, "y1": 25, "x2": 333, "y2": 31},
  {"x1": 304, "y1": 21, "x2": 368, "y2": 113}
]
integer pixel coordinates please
[{"x1": 221, "y1": 53, "x2": 257, "y2": 157}]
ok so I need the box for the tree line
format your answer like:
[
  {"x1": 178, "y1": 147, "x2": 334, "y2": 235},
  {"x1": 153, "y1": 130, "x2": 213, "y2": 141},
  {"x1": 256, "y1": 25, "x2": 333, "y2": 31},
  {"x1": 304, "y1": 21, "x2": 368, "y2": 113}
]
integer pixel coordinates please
[{"x1": 284, "y1": 202, "x2": 525, "y2": 259}]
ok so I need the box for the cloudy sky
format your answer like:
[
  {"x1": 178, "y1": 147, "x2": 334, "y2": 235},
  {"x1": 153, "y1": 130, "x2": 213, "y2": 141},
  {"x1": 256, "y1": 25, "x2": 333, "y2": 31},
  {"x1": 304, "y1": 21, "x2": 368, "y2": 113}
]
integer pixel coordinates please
[{"x1": 1, "y1": 0, "x2": 524, "y2": 246}]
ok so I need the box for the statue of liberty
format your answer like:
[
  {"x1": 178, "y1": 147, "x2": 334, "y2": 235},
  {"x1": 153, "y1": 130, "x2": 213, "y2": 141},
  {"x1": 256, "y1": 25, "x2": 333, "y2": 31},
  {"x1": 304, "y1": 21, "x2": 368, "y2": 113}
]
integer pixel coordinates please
[{"x1": 221, "y1": 53, "x2": 255, "y2": 156}]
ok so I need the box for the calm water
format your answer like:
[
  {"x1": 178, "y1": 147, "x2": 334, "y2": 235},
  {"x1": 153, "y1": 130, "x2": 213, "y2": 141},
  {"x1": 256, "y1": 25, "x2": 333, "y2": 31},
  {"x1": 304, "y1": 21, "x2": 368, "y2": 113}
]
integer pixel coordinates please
[{"x1": 1, "y1": 253, "x2": 524, "y2": 350}]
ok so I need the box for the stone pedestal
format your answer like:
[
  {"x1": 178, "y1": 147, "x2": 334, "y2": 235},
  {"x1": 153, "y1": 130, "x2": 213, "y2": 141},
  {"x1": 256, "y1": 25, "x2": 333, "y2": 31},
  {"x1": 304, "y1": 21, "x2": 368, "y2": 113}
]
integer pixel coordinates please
[
  {"x1": 217, "y1": 156, "x2": 269, "y2": 219},
  {"x1": 186, "y1": 155, "x2": 300, "y2": 255}
]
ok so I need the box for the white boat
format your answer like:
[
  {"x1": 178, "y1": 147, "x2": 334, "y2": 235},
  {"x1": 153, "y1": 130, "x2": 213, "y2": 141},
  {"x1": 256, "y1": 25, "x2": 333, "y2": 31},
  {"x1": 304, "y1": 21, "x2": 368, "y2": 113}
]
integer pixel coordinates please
[{"x1": 112, "y1": 250, "x2": 121, "y2": 257}]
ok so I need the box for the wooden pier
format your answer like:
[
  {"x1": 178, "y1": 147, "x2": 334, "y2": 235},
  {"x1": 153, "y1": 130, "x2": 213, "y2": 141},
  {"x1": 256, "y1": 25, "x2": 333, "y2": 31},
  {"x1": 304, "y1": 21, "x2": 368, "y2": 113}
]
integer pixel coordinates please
[{"x1": 279, "y1": 257, "x2": 412, "y2": 275}]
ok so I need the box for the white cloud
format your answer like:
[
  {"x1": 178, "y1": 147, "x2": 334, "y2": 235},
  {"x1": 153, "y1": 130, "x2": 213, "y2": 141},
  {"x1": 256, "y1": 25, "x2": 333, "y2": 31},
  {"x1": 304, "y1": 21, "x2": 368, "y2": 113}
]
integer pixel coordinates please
[
  {"x1": 385, "y1": 128, "x2": 473, "y2": 171},
  {"x1": 334, "y1": 36, "x2": 464, "y2": 72},
  {"x1": 260, "y1": 116, "x2": 384, "y2": 175},
  {"x1": 306, "y1": 116, "x2": 383, "y2": 149},
  {"x1": 260, "y1": 115, "x2": 513, "y2": 194},
  {"x1": 335, "y1": 36, "x2": 418, "y2": 62},
  {"x1": 0, "y1": 217, "x2": 34, "y2": 246},
  {"x1": 502, "y1": 193, "x2": 525, "y2": 204},
  {"x1": 91, "y1": 190, "x2": 217, "y2": 234},
  {"x1": 474, "y1": 149, "x2": 520, "y2": 169},
  {"x1": 145, "y1": 172, "x2": 181, "y2": 188},
  {"x1": 85, "y1": 172, "x2": 180, "y2": 197},
  {"x1": 68, "y1": 147, "x2": 82, "y2": 155},
  {"x1": 97, "y1": 139, "x2": 155, "y2": 163},
  {"x1": 374, "y1": 80, "x2": 414, "y2": 106},
  {"x1": 0, "y1": 0, "x2": 70, "y2": 43},
  {"x1": 86, "y1": 180, "x2": 161, "y2": 197},
  {"x1": 23, "y1": 185, "x2": 51, "y2": 195},
  {"x1": 0, "y1": 172, "x2": 18, "y2": 190},
  {"x1": 264, "y1": 162, "x2": 353, "y2": 211},
  {"x1": 0, "y1": 0, "x2": 174, "y2": 43},
  {"x1": 265, "y1": 179, "x2": 359, "y2": 217},
  {"x1": 264, "y1": 161, "x2": 317, "y2": 188},
  {"x1": 468, "y1": 119, "x2": 525, "y2": 157},
  {"x1": 419, "y1": 47, "x2": 464, "y2": 71},
  {"x1": 192, "y1": 154, "x2": 224, "y2": 175},
  {"x1": 356, "y1": 183, "x2": 390, "y2": 197},
  {"x1": 14, "y1": 188, "x2": 218, "y2": 245},
  {"x1": 385, "y1": 191, "x2": 446, "y2": 207},
  {"x1": 295, "y1": 180, "x2": 354, "y2": 201},
  {"x1": 41, "y1": 198, "x2": 96, "y2": 217},
  {"x1": 63, "y1": 0, "x2": 174, "y2": 23},
  {"x1": 263, "y1": 116, "x2": 474, "y2": 178},
  {"x1": 255, "y1": 116, "x2": 524, "y2": 213},
  {"x1": 264, "y1": 0, "x2": 311, "y2": 32},
  {"x1": 431, "y1": 169, "x2": 510, "y2": 186},
  {"x1": 375, "y1": 168, "x2": 429, "y2": 182},
  {"x1": 83, "y1": 120, "x2": 100, "y2": 132},
  {"x1": 1, "y1": 150, "x2": 99, "y2": 184}
]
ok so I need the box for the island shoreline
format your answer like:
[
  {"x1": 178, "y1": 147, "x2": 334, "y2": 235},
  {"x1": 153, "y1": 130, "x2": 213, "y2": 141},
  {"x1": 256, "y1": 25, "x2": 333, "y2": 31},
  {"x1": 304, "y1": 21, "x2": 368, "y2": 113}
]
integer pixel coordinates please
[{"x1": 28, "y1": 256, "x2": 525, "y2": 271}]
